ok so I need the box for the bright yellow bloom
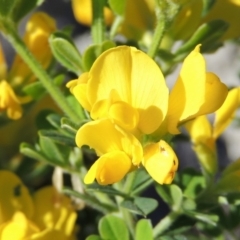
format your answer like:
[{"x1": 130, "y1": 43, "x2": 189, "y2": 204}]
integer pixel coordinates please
[
  {"x1": 76, "y1": 118, "x2": 178, "y2": 185},
  {"x1": 76, "y1": 118, "x2": 143, "y2": 185},
  {"x1": 202, "y1": 0, "x2": 240, "y2": 40},
  {"x1": 185, "y1": 88, "x2": 240, "y2": 174},
  {"x1": 0, "y1": 171, "x2": 77, "y2": 240},
  {"x1": 166, "y1": 45, "x2": 228, "y2": 134},
  {"x1": 72, "y1": 0, "x2": 114, "y2": 26},
  {"x1": 9, "y1": 12, "x2": 56, "y2": 86},
  {"x1": 67, "y1": 46, "x2": 169, "y2": 136}
]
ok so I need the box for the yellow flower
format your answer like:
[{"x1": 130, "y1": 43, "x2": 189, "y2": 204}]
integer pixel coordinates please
[
  {"x1": 67, "y1": 46, "x2": 169, "y2": 136},
  {"x1": 0, "y1": 211, "x2": 39, "y2": 240},
  {"x1": 185, "y1": 87, "x2": 240, "y2": 174},
  {"x1": 76, "y1": 118, "x2": 178, "y2": 185},
  {"x1": 167, "y1": 0, "x2": 203, "y2": 40},
  {"x1": 0, "y1": 171, "x2": 77, "y2": 240},
  {"x1": 202, "y1": 0, "x2": 240, "y2": 40},
  {"x1": 0, "y1": 80, "x2": 23, "y2": 119},
  {"x1": 76, "y1": 119, "x2": 143, "y2": 185},
  {"x1": 119, "y1": 0, "x2": 156, "y2": 40},
  {"x1": 166, "y1": 45, "x2": 228, "y2": 134},
  {"x1": 0, "y1": 12, "x2": 56, "y2": 120},
  {"x1": 9, "y1": 12, "x2": 56, "y2": 86},
  {"x1": 0, "y1": 171, "x2": 33, "y2": 224},
  {"x1": 72, "y1": 0, "x2": 114, "y2": 26},
  {"x1": 31, "y1": 186, "x2": 77, "y2": 239}
]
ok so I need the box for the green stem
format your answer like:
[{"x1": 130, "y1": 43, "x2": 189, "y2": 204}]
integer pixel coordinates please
[
  {"x1": 114, "y1": 182, "x2": 135, "y2": 239},
  {"x1": 153, "y1": 211, "x2": 180, "y2": 238},
  {"x1": 147, "y1": 15, "x2": 166, "y2": 59},
  {"x1": 91, "y1": 0, "x2": 105, "y2": 44},
  {"x1": 3, "y1": 24, "x2": 79, "y2": 122}
]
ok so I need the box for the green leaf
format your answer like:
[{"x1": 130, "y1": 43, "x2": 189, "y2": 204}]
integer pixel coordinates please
[
  {"x1": 39, "y1": 134, "x2": 66, "y2": 164},
  {"x1": 156, "y1": 184, "x2": 183, "y2": 211},
  {"x1": 109, "y1": 0, "x2": 126, "y2": 15},
  {"x1": 66, "y1": 95, "x2": 86, "y2": 121},
  {"x1": 86, "y1": 235, "x2": 103, "y2": 240},
  {"x1": 63, "y1": 188, "x2": 117, "y2": 214},
  {"x1": 82, "y1": 40, "x2": 116, "y2": 70},
  {"x1": 175, "y1": 168, "x2": 205, "y2": 199},
  {"x1": 215, "y1": 170, "x2": 240, "y2": 194},
  {"x1": 61, "y1": 117, "x2": 81, "y2": 134},
  {"x1": 20, "y1": 142, "x2": 50, "y2": 163},
  {"x1": 39, "y1": 130, "x2": 76, "y2": 147},
  {"x1": 222, "y1": 158, "x2": 240, "y2": 176},
  {"x1": 49, "y1": 31, "x2": 83, "y2": 75},
  {"x1": 175, "y1": 20, "x2": 229, "y2": 58},
  {"x1": 130, "y1": 168, "x2": 152, "y2": 195},
  {"x1": 0, "y1": 0, "x2": 43, "y2": 22},
  {"x1": 185, "y1": 211, "x2": 219, "y2": 226},
  {"x1": 22, "y1": 81, "x2": 45, "y2": 100},
  {"x1": 135, "y1": 219, "x2": 153, "y2": 240},
  {"x1": 121, "y1": 197, "x2": 158, "y2": 216},
  {"x1": 99, "y1": 215, "x2": 129, "y2": 240},
  {"x1": 86, "y1": 183, "x2": 128, "y2": 198}
]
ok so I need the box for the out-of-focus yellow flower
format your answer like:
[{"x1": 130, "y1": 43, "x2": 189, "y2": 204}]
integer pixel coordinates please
[
  {"x1": 9, "y1": 12, "x2": 56, "y2": 86},
  {"x1": 0, "y1": 171, "x2": 33, "y2": 224},
  {"x1": 0, "y1": 171, "x2": 77, "y2": 240},
  {"x1": 167, "y1": 0, "x2": 203, "y2": 40},
  {"x1": 119, "y1": 0, "x2": 156, "y2": 40},
  {"x1": 166, "y1": 45, "x2": 228, "y2": 134},
  {"x1": 31, "y1": 186, "x2": 77, "y2": 239},
  {"x1": 0, "y1": 211, "x2": 39, "y2": 240},
  {"x1": 185, "y1": 88, "x2": 240, "y2": 174},
  {"x1": 0, "y1": 80, "x2": 23, "y2": 119},
  {"x1": 72, "y1": 0, "x2": 114, "y2": 26},
  {"x1": 0, "y1": 12, "x2": 56, "y2": 120},
  {"x1": 67, "y1": 46, "x2": 169, "y2": 137},
  {"x1": 202, "y1": 0, "x2": 240, "y2": 40}
]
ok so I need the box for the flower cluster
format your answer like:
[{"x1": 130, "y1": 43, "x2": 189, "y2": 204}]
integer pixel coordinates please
[
  {"x1": 0, "y1": 12, "x2": 55, "y2": 120},
  {"x1": 67, "y1": 45, "x2": 227, "y2": 185},
  {"x1": 0, "y1": 171, "x2": 77, "y2": 240}
]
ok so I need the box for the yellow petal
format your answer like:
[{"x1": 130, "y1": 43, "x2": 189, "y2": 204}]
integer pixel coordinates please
[
  {"x1": 191, "y1": 72, "x2": 228, "y2": 118},
  {"x1": 0, "y1": 171, "x2": 34, "y2": 224},
  {"x1": 185, "y1": 115, "x2": 212, "y2": 143},
  {"x1": 32, "y1": 186, "x2": 77, "y2": 235},
  {"x1": 0, "y1": 80, "x2": 22, "y2": 119},
  {"x1": 168, "y1": 45, "x2": 206, "y2": 134},
  {"x1": 72, "y1": 0, "x2": 114, "y2": 26},
  {"x1": 88, "y1": 46, "x2": 169, "y2": 134},
  {"x1": 0, "y1": 211, "x2": 39, "y2": 240},
  {"x1": 76, "y1": 119, "x2": 143, "y2": 165},
  {"x1": 142, "y1": 140, "x2": 178, "y2": 184},
  {"x1": 213, "y1": 87, "x2": 240, "y2": 139},
  {"x1": 109, "y1": 101, "x2": 139, "y2": 131},
  {"x1": 85, "y1": 151, "x2": 132, "y2": 185}
]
